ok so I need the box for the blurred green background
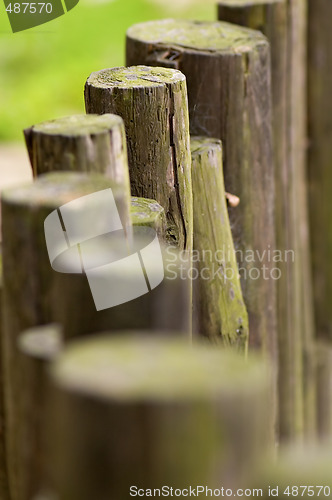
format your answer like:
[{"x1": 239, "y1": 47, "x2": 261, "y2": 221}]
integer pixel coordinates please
[{"x1": 0, "y1": 0, "x2": 214, "y2": 142}]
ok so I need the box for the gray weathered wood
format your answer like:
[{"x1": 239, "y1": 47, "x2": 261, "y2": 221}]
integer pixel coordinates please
[
  {"x1": 17, "y1": 325, "x2": 62, "y2": 500},
  {"x1": 1, "y1": 172, "x2": 131, "y2": 500},
  {"x1": 126, "y1": 20, "x2": 277, "y2": 361},
  {"x1": 308, "y1": 0, "x2": 332, "y2": 342},
  {"x1": 85, "y1": 65, "x2": 193, "y2": 252},
  {"x1": 191, "y1": 137, "x2": 248, "y2": 350},
  {"x1": 48, "y1": 334, "x2": 274, "y2": 500},
  {"x1": 218, "y1": 0, "x2": 313, "y2": 441}
]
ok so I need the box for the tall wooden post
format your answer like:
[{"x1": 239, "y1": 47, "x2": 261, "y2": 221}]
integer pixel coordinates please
[
  {"x1": 307, "y1": 0, "x2": 332, "y2": 341},
  {"x1": 1, "y1": 172, "x2": 131, "y2": 500},
  {"x1": 85, "y1": 65, "x2": 193, "y2": 252},
  {"x1": 191, "y1": 137, "x2": 249, "y2": 350},
  {"x1": 218, "y1": 0, "x2": 313, "y2": 441},
  {"x1": 24, "y1": 113, "x2": 131, "y2": 215},
  {"x1": 48, "y1": 335, "x2": 274, "y2": 500},
  {"x1": 315, "y1": 342, "x2": 332, "y2": 440},
  {"x1": 126, "y1": 20, "x2": 277, "y2": 361}
]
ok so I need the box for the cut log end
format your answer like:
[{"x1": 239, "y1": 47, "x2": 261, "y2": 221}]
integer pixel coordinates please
[{"x1": 126, "y1": 19, "x2": 268, "y2": 54}]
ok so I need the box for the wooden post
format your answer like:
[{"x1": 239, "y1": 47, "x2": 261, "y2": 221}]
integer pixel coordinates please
[
  {"x1": 126, "y1": 20, "x2": 277, "y2": 361},
  {"x1": 191, "y1": 137, "x2": 249, "y2": 350},
  {"x1": 1, "y1": 172, "x2": 131, "y2": 500},
  {"x1": 51, "y1": 235, "x2": 191, "y2": 341},
  {"x1": 307, "y1": 0, "x2": 332, "y2": 341},
  {"x1": 315, "y1": 342, "x2": 332, "y2": 440},
  {"x1": 218, "y1": 0, "x2": 313, "y2": 441},
  {"x1": 24, "y1": 113, "x2": 131, "y2": 202},
  {"x1": 131, "y1": 197, "x2": 166, "y2": 239},
  {"x1": 16, "y1": 325, "x2": 62, "y2": 500},
  {"x1": 84, "y1": 65, "x2": 193, "y2": 252},
  {"x1": 48, "y1": 335, "x2": 274, "y2": 500}
]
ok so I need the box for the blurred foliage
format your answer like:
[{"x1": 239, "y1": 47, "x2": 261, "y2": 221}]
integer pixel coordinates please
[{"x1": 0, "y1": 0, "x2": 214, "y2": 141}]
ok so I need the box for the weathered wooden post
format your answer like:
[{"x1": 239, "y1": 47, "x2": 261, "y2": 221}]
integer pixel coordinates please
[
  {"x1": 24, "y1": 113, "x2": 130, "y2": 201},
  {"x1": 17, "y1": 325, "x2": 62, "y2": 500},
  {"x1": 191, "y1": 137, "x2": 248, "y2": 350},
  {"x1": 218, "y1": 0, "x2": 314, "y2": 441},
  {"x1": 48, "y1": 334, "x2": 274, "y2": 500},
  {"x1": 0, "y1": 250, "x2": 10, "y2": 500},
  {"x1": 1, "y1": 172, "x2": 131, "y2": 500},
  {"x1": 85, "y1": 65, "x2": 193, "y2": 252},
  {"x1": 126, "y1": 20, "x2": 277, "y2": 360},
  {"x1": 307, "y1": 0, "x2": 332, "y2": 342}
]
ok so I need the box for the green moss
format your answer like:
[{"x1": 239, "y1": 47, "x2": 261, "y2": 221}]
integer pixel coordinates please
[
  {"x1": 32, "y1": 114, "x2": 124, "y2": 137},
  {"x1": 127, "y1": 19, "x2": 268, "y2": 54},
  {"x1": 219, "y1": 0, "x2": 282, "y2": 5},
  {"x1": 87, "y1": 65, "x2": 186, "y2": 89}
]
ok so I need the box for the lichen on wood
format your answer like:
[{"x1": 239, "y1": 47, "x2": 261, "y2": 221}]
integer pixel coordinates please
[{"x1": 218, "y1": 0, "x2": 313, "y2": 443}]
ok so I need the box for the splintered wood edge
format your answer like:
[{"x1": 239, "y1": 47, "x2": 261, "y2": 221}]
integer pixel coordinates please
[{"x1": 50, "y1": 334, "x2": 269, "y2": 402}]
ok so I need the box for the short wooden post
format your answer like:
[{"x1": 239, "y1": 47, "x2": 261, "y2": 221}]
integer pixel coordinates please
[
  {"x1": 307, "y1": 0, "x2": 332, "y2": 342},
  {"x1": 16, "y1": 325, "x2": 62, "y2": 500},
  {"x1": 126, "y1": 20, "x2": 277, "y2": 360},
  {"x1": 85, "y1": 65, "x2": 193, "y2": 252},
  {"x1": 131, "y1": 197, "x2": 166, "y2": 239},
  {"x1": 315, "y1": 342, "x2": 332, "y2": 440},
  {"x1": 24, "y1": 114, "x2": 131, "y2": 202},
  {"x1": 48, "y1": 335, "x2": 274, "y2": 500},
  {"x1": 218, "y1": 0, "x2": 313, "y2": 441},
  {"x1": 1, "y1": 172, "x2": 131, "y2": 500},
  {"x1": 191, "y1": 137, "x2": 248, "y2": 350}
]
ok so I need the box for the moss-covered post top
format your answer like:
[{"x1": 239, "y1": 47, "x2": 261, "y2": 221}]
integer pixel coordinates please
[
  {"x1": 29, "y1": 114, "x2": 125, "y2": 137},
  {"x1": 86, "y1": 65, "x2": 186, "y2": 89},
  {"x1": 191, "y1": 137, "x2": 222, "y2": 155},
  {"x1": 1, "y1": 172, "x2": 125, "y2": 210},
  {"x1": 50, "y1": 334, "x2": 269, "y2": 402},
  {"x1": 18, "y1": 324, "x2": 63, "y2": 361},
  {"x1": 126, "y1": 19, "x2": 268, "y2": 53}
]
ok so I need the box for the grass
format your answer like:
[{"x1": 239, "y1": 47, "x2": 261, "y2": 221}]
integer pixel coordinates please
[{"x1": 0, "y1": 0, "x2": 214, "y2": 141}]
